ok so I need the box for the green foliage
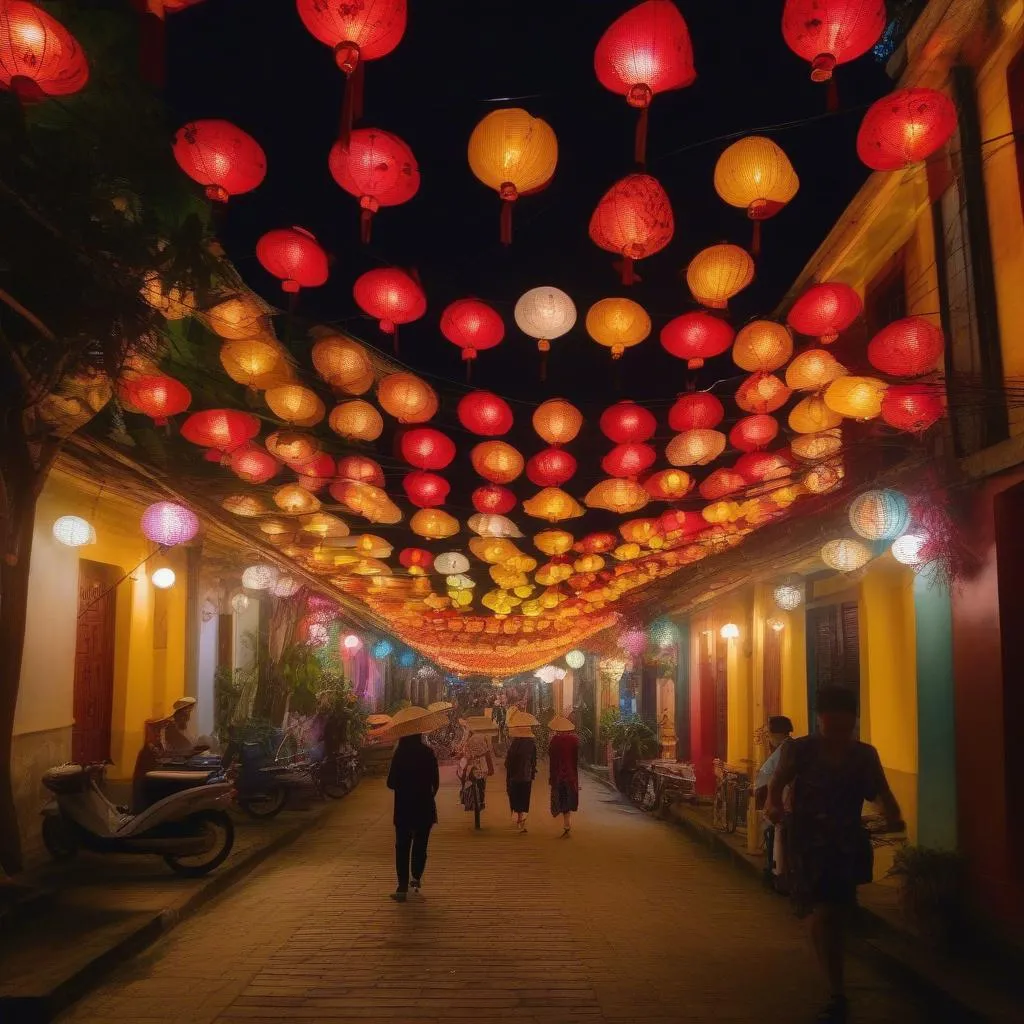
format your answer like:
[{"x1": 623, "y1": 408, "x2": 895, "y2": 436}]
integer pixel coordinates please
[
  {"x1": 599, "y1": 709, "x2": 658, "y2": 757},
  {"x1": 317, "y1": 676, "x2": 369, "y2": 750},
  {"x1": 888, "y1": 846, "x2": 968, "y2": 947}
]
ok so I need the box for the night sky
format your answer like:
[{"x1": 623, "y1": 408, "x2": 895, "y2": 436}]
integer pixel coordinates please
[{"x1": 164, "y1": 0, "x2": 895, "y2": 564}]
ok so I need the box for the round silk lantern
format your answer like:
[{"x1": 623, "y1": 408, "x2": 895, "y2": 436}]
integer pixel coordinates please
[
  {"x1": 441, "y1": 299, "x2": 505, "y2": 378},
  {"x1": 471, "y1": 440, "x2": 524, "y2": 484},
  {"x1": 172, "y1": 120, "x2": 266, "y2": 203},
  {"x1": 399, "y1": 547, "x2": 432, "y2": 574},
  {"x1": 660, "y1": 312, "x2": 734, "y2": 369},
  {"x1": 666, "y1": 429, "x2": 727, "y2": 467},
  {"x1": 789, "y1": 394, "x2": 843, "y2": 433},
  {"x1": 686, "y1": 244, "x2": 754, "y2": 309},
  {"x1": 468, "y1": 514, "x2": 522, "y2": 540},
  {"x1": 266, "y1": 431, "x2": 320, "y2": 466},
  {"x1": 401, "y1": 428, "x2": 456, "y2": 470},
  {"x1": 787, "y1": 282, "x2": 862, "y2": 344},
  {"x1": 141, "y1": 502, "x2": 199, "y2": 547},
  {"x1": 181, "y1": 409, "x2": 260, "y2": 460},
  {"x1": 274, "y1": 484, "x2": 320, "y2": 515},
  {"x1": 791, "y1": 428, "x2": 843, "y2": 461},
  {"x1": 296, "y1": 452, "x2": 337, "y2": 492},
  {"x1": 735, "y1": 450, "x2": 793, "y2": 484},
  {"x1": 534, "y1": 398, "x2": 583, "y2": 445},
  {"x1": 824, "y1": 376, "x2": 887, "y2": 420},
  {"x1": 53, "y1": 515, "x2": 93, "y2": 548},
  {"x1": 668, "y1": 392, "x2": 724, "y2": 430},
  {"x1": 881, "y1": 384, "x2": 944, "y2": 433},
  {"x1": 588, "y1": 174, "x2": 674, "y2": 284},
  {"x1": 602, "y1": 443, "x2": 656, "y2": 479},
  {"x1": 523, "y1": 488, "x2": 585, "y2": 522},
  {"x1": 857, "y1": 88, "x2": 957, "y2": 171},
  {"x1": 730, "y1": 414, "x2": 779, "y2": 452},
  {"x1": 468, "y1": 107, "x2": 558, "y2": 244},
  {"x1": 773, "y1": 575, "x2": 805, "y2": 610},
  {"x1": 867, "y1": 317, "x2": 944, "y2": 377},
  {"x1": 644, "y1": 468, "x2": 693, "y2": 500},
  {"x1": 736, "y1": 373, "x2": 791, "y2": 414},
  {"x1": 256, "y1": 227, "x2": 328, "y2": 294},
  {"x1": 849, "y1": 488, "x2": 910, "y2": 541},
  {"x1": 782, "y1": 0, "x2": 885, "y2": 83},
  {"x1": 205, "y1": 295, "x2": 269, "y2": 341},
  {"x1": 434, "y1": 551, "x2": 470, "y2": 576},
  {"x1": 458, "y1": 391, "x2": 513, "y2": 436},
  {"x1": 699, "y1": 468, "x2": 746, "y2": 500},
  {"x1": 785, "y1": 348, "x2": 848, "y2": 391},
  {"x1": 353, "y1": 267, "x2": 426, "y2": 350},
  {"x1": 600, "y1": 400, "x2": 656, "y2": 443},
  {"x1": 409, "y1": 508, "x2": 460, "y2": 540},
  {"x1": 229, "y1": 444, "x2": 280, "y2": 484},
  {"x1": 584, "y1": 478, "x2": 649, "y2": 514},
  {"x1": 329, "y1": 400, "x2": 384, "y2": 441},
  {"x1": 733, "y1": 321, "x2": 793, "y2": 373},
  {"x1": 328, "y1": 128, "x2": 419, "y2": 242},
  {"x1": 821, "y1": 537, "x2": 874, "y2": 573},
  {"x1": 377, "y1": 372, "x2": 438, "y2": 423},
  {"x1": 403, "y1": 471, "x2": 450, "y2": 508},
  {"x1": 620, "y1": 627, "x2": 647, "y2": 657},
  {"x1": 714, "y1": 137, "x2": 799, "y2": 253},
  {"x1": 472, "y1": 485, "x2": 516, "y2": 515},
  {"x1": 266, "y1": 385, "x2": 325, "y2": 427},
  {"x1": 337, "y1": 454, "x2": 385, "y2": 486},
  {"x1": 0, "y1": 2, "x2": 88, "y2": 100},
  {"x1": 594, "y1": 0, "x2": 696, "y2": 164},
  {"x1": 891, "y1": 534, "x2": 927, "y2": 566},
  {"x1": 311, "y1": 334, "x2": 374, "y2": 394},
  {"x1": 514, "y1": 286, "x2": 576, "y2": 379},
  {"x1": 118, "y1": 374, "x2": 191, "y2": 426},
  {"x1": 587, "y1": 298, "x2": 651, "y2": 359},
  {"x1": 527, "y1": 447, "x2": 577, "y2": 487},
  {"x1": 220, "y1": 339, "x2": 287, "y2": 390},
  {"x1": 242, "y1": 563, "x2": 279, "y2": 591},
  {"x1": 566, "y1": 649, "x2": 586, "y2": 669}
]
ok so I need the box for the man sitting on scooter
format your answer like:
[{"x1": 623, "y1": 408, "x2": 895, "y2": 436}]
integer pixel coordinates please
[{"x1": 163, "y1": 697, "x2": 210, "y2": 757}]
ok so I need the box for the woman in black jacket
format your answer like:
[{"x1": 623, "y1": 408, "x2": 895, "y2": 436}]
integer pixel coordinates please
[{"x1": 505, "y1": 711, "x2": 539, "y2": 833}]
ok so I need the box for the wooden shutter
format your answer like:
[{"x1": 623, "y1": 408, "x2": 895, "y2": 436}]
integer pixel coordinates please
[
  {"x1": 763, "y1": 624, "x2": 782, "y2": 719},
  {"x1": 714, "y1": 637, "x2": 728, "y2": 760}
]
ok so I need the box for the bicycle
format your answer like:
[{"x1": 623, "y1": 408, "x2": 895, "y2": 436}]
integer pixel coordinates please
[
  {"x1": 630, "y1": 761, "x2": 697, "y2": 813},
  {"x1": 712, "y1": 759, "x2": 752, "y2": 834}
]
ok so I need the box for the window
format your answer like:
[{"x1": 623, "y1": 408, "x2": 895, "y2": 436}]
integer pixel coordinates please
[
  {"x1": 864, "y1": 254, "x2": 907, "y2": 338},
  {"x1": 806, "y1": 602, "x2": 860, "y2": 734}
]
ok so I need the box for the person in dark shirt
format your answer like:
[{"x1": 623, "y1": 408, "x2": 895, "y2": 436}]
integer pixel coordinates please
[
  {"x1": 504, "y1": 711, "x2": 538, "y2": 833},
  {"x1": 547, "y1": 715, "x2": 580, "y2": 837}
]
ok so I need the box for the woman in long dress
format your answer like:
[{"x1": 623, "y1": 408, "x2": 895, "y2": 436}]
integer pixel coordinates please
[
  {"x1": 505, "y1": 711, "x2": 538, "y2": 833},
  {"x1": 547, "y1": 715, "x2": 580, "y2": 836}
]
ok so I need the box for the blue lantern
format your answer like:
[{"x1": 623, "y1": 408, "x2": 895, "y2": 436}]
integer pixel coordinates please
[
  {"x1": 399, "y1": 649, "x2": 416, "y2": 668},
  {"x1": 372, "y1": 639, "x2": 394, "y2": 659},
  {"x1": 849, "y1": 489, "x2": 910, "y2": 542},
  {"x1": 648, "y1": 618, "x2": 679, "y2": 648}
]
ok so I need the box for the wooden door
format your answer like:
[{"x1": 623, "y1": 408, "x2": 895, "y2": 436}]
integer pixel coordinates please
[
  {"x1": 73, "y1": 560, "x2": 118, "y2": 764},
  {"x1": 763, "y1": 624, "x2": 782, "y2": 720},
  {"x1": 806, "y1": 601, "x2": 860, "y2": 734}
]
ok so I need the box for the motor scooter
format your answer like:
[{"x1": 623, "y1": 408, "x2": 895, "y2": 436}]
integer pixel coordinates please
[{"x1": 41, "y1": 762, "x2": 235, "y2": 877}]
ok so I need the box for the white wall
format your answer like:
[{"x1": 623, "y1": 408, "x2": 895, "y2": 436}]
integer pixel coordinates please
[
  {"x1": 233, "y1": 599, "x2": 260, "y2": 671},
  {"x1": 196, "y1": 608, "x2": 218, "y2": 737}
]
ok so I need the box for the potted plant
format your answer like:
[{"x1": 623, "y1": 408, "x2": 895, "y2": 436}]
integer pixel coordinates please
[
  {"x1": 601, "y1": 710, "x2": 658, "y2": 790},
  {"x1": 887, "y1": 846, "x2": 968, "y2": 951}
]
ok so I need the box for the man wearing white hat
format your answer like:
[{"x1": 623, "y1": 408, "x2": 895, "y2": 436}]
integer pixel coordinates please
[{"x1": 163, "y1": 697, "x2": 212, "y2": 756}]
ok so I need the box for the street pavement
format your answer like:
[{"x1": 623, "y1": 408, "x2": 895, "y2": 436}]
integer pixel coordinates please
[{"x1": 57, "y1": 765, "x2": 938, "y2": 1024}]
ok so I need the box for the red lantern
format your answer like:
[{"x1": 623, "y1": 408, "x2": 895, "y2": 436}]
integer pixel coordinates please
[
  {"x1": 668, "y1": 392, "x2": 725, "y2": 430},
  {"x1": 181, "y1": 409, "x2": 260, "y2": 461},
  {"x1": 229, "y1": 444, "x2": 280, "y2": 485},
  {"x1": 400, "y1": 427, "x2": 456, "y2": 470},
  {"x1": 256, "y1": 227, "x2": 328, "y2": 294},
  {"x1": 472, "y1": 484, "x2": 517, "y2": 515},
  {"x1": 353, "y1": 267, "x2": 426, "y2": 351},
  {"x1": 857, "y1": 88, "x2": 957, "y2": 172},
  {"x1": 736, "y1": 373, "x2": 792, "y2": 414},
  {"x1": 328, "y1": 128, "x2": 419, "y2": 242},
  {"x1": 699, "y1": 468, "x2": 746, "y2": 500},
  {"x1": 403, "y1": 471, "x2": 450, "y2": 508},
  {"x1": 172, "y1": 120, "x2": 266, "y2": 203},
  {"x1": 600, "y1": 400, "x2": 657, "y2": 443},
  {"x1": 602, "y1": 443, "x2": 656, "y2": 479},
  {"x1": 660, "y1": 509, "x2": 705, "y2": 536},
  {"x1": 661, "y1": 312, "x2": 735, "y2": 369},
  {"x1": 296, "y1": 0, "x2": 407, "y2": 142},
  {"x1": 594, "y1": 0, "x2": 696, "y2": 164},
  {"x1": 527, "y1": 448, "x2": 577, "y2": 487},
  {"x1": 576, "y1": 532, "x2": 618, "y2": 554},
  {"x1": 782, "y1": 0, "x2": 885, "y2": 84},
  {"x1": 729, "y1": 414, "x2": 779, "y2": 453},
  {"x1": 457, "y1": 391, "x2": 513, "y2": 436},
  {"x1": 588, "y1": 174, "x2": 674, "y2": 284},
  {"x1": 643, "y1": 469, "x2": 693, "y2": 501},
  {"x1": 297, "y1": 452, "x2": 337, "y2": 492},
  {"x1": 881, "y1": 384, "x2": 944, "y2": 433},
  {"x1": 867, "y1": 317, "x2": 944, "y2": 377},
  {"x1": 118, "y1": 374, "x2": 191, "y2": 426},
  {"x1": 440, "y1": 299, "x2": 505, "y2": 379},
  {"x1": 0, "y1": 2, "x2": 88, "y2": 101},
  {"x1": 786, "y1": 282, "x2": 862, "y2": 344},
  {"x1": 735, "y1": 449, "x2": 793, "y2": 484},
  {"x1": 337, "y1": 454, "x2": 386, "y2": 487},
  {"x1": 399, "y1": 547, "x2": 433, "y2": 573}
]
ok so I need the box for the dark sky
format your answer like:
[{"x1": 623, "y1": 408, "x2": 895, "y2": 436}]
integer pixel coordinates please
[{"x1": 164, "y1": 0, "x2": 895, "y2": 562}]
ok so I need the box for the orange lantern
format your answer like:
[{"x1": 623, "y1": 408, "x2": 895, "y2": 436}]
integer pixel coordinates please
[
  {"x1": 409, "y1": 509, "x2": 460, "y2": 540},
  {"x1": 265, "y1": 385, "x2": 325, "y2": 426},
  {"x1": 736, "y1": 373, "x2": 792, "y2": 414},
  {"x1": 733, "y1": 320, "x2": 793, "y2": 372},
  {"x1": 791, "y1": 429, "x2": 843, "y2": 461},
  {"x1": 788, "y1": 394, "x2": 843, "y2": 434},
  {"x1": 699, "y1": 468, "x2": 746, "y2": 500},
  {"x1": 824, "y1": 376, "x2": 888, "y2": 420},
  {"x1": 584, "y1": 478, "x2": 649, "y2": 514},
  {"x1": 686, "y1": 244, "x2": 754, "y2": 309},
  {"x1": 311, "y1": 333, "x2": 374, "y2": 394},
  {"x1": 533, "y1": 530, "x2": 575, "y2": 556},
  {"x1": 377, "y1": 372, "x2": 438, "y2": 423},
  {"x1": 533, "y1": 398, "x2": 583, "y2": 445},
  {"x1": 586, "y1": 298, "x2": 651, "y2": 359},
  {"x1": 219, "y1": 339, "x2": 291, "y2": 390},
  {"x1": 785, "y1": 348, "x2": 848, "y2": 391},
  {"x1": 523, "y1": 488, "x2": 584, "y2": 522},
  {"x1": 265, "y1": 430, "x2": 320, "y2": 466},
  {"x1": 643, "y1": 468, "x2": 693, "y2": 500},
  {"x1": 328, "y1": 400, "x2": 384, "y2": 441},
  {"x1": 666, "y1": 429, "x2": 726, "y2": 467},
  {"x1": 471, "y1": 440, "x2": 525, "y2": 484},
  {"x1": 205, "y1": 294, "x2": 270, "y2": 341},
  {"x1": 274, "y1": 484, "x2": 321, "y2": 515},
  {"x1": 588, "y1": 174, "x2": 674, "y2": 284}
]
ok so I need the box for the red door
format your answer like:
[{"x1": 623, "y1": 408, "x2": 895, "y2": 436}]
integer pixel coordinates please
[{"x1": 72, "y1": 560, "x2": 118, "y2": 764}]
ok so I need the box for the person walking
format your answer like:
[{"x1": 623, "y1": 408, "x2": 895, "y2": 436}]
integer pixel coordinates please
[
  {"x1": 547, "y1": 714, "x2": 580, "y2": 836},
  {"x1": 767, "y1": 686, "x2": 903, "y2": 1023},
  {"x1": 458, "y1": 716, "x2": 496, "y2": 816},
  {"x1": 754, "y1": 715, "x2": 794, "y2": 891},
  {"x1": 385, "y1": 706, "x2": 444, "y2": 903},
  {"x1": 505, "y1": 711, "x2": 538, "y2": 833}
]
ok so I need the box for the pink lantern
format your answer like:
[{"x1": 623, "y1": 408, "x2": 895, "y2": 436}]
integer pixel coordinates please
[
  {"x1": 619, "y1": 626, "x2": 647, "y2": 657},
  {"x1": 141, "y1": 501, "x2": 199, "y2": 546}
]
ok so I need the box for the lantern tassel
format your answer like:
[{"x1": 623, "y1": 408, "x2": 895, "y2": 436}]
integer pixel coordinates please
[
  {"x1": 500, "y1": 200, "x2": 513, "y2": 245},
  {"x1": 751, "y1": 220, "x2": 762, "y2": 259},
  {"x1": 616, "y1": 257, "x2": 637, "y2": 286},
  {"x1": 340, "y1": 64, "x2": 366, "y2": 147},
  {"x1": 360, "y1": 208, "x2": 373, "y2": 244},
  {"x1": 826, "y1": 77, "x2": 839, "y2": 113},
  {"x1": 634, "y1": 107, "x2": 649, "y2": 167}
]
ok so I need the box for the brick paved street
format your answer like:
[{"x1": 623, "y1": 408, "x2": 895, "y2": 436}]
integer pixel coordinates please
[{"x1": 57, "y1": 768, "x2": 937, "y2": 1024}]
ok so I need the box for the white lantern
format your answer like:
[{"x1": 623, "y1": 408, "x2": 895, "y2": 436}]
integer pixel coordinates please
[
  {"x1": 307, "y1": 622, "x2": 329, "y2": 646},
  {"x1": 535, "y1": 664, "x2": 566, "y2": 684},
  {"x1": 565, "y1": 649, "x2": 585, "y2": 669},
  {"x1": 343, "y1": 633, "x2": 361, "y2": 650},
  {"x1": 273, "y1": 576, "x2": 301, "y2": 598},
  {"x1": 720, "y1": 622, "x2": 740, "y2": 640},
  {"x1": 434, "y1": 551, "x2": 470, "y2": 575},
  {"x1": 230, "y1": 592, "x2": 250, "y2": 614},
  {"x1": 891, "y1": 534, "x2": 926, "y2": 566},
  {"x1": 467, "y1": 513, "x2": 523, "y2": 538},
  {"x1": 773, "y1": 575, "x2": 804, "y2": 611},
  {"x1": 151, "y1": 567, "x2": 176, "y2": 589},
  {"x1": 53, "y1": 515, "x2": 95, "y2": 548},
  {"x1": 767, "y1": 617, "x2": 785, "y2": 632},
  {"x1": 242, "y1": 564, "x2": 279, "y2": 590},
  {"x1": 514, "y1": 287, "x2": 577, "y2": 352},
  {"x1": 821, "y1": 538, "x2": 873, "y2": 573}
]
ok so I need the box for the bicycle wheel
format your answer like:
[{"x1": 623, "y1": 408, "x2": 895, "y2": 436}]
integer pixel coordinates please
[
  {"x1": 639, "y1": 774, "x2": 659, "y2": 813},
  {"x1": 712, "y1": 783, "x2": 728, "y2": 830},
  {"x1": 629, "y1": 769, "x2": 649, "y2": 807},
  {"x1": 320, "y1": 758, "x2": 349, "y2": 799}
]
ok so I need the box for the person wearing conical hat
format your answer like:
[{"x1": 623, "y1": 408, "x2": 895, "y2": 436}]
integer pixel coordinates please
[
  {"x1": 385, "y1": 706, "x2": 445, "y2": 902},
  {"x1": 547, "y1": 714, "x2": 580, "y2": 837},
  {"x1": 163, "y1": 697, "x2": 210, "y2": 757},
  {"x1": 505, "y1": 711, "x2": 539, "y2": 833}
]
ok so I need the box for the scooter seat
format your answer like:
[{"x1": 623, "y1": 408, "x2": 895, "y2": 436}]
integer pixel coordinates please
[{"x1": 145, "y1": 770, "x2": 212, "y2": 782}]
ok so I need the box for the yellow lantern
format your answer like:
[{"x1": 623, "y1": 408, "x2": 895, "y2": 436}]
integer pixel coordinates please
[
  {"x1": 733, "y1": 320, "x2": 793, "y2": 372},
  {"x1": 585, "y1": 298, "x2": 651, "y2": 359},
  {"x1": 205, "y1": 295, "x2": 270, "y2": 340},
  {"x1": 533, "y1": 530, "x2": 575, "y2": 556},
  {"x1": 469, "y1": 537, "x2": 522, "y2": 564},
  {"x1": 535, "y1": 561, "x2": 572, "y2": 586},
  {"x1": 703, "y1": 500, "x2": 740, "y2": 524},
  {"x1": 791, "y1": 429, "x2": 843, "y2": 461},
  {"x1": 266, "y1": 385, "x2": 325, "y2": 427},
  {"x1": 713, "y1": 136, "x2": 799, "y2": 221},
  {"x1": 788, "y1": 394, "x2": 843, "y2": 434},
  {"x1": 574, "y1": 553, "x2": 605, "y2": 573},
  {"x1": 482, "y1": 589, "x2": 520, "y2": 615},
  {"x1": 260, "y1": 517, "x2": 294, "y2": 537},
  {"x1": 613, "y1": 542, "x2": 642, "y2": 561},
  {"x1": 533, "y1": 398, "x2": 583, "y2": 445},
  {"x1": 821, "y1": 537, "x2": 873, "y2": 573},
  {"x1": 220, "y1": 339, "x2": 288, "y2": 389},
  {"x1": 665, "y1": 429, "x2": 726, "y2": 467},
  {"x1": 328, "y1": 400, "x2": 384, "y2": 442},
  {"x1": 222, "y1": 494, "x2": 266, "y2": 517},
  {"x1": 824, "y1": 377, "x2": 888, "y2": 420},
  {"x1": 785, "y1": 348, "x2": 847, "y2": 391},
  {"x1": 468, "y1": 108, "x2": 558, "y2": 244},
  {"x1": 141, "y1": 271, "x2": 194, "y2": 320},
  {"x1": 619, "y1": 518, "x2": 661, "y2": 546},
  {"x1": 274, "y1": 484, "x2": 321, "y2": 515},
  {"x1": 311, "y1": 333, "x2": 374, "y2": 395},
  {"x1": 409, "y1": 508, "x2": 460, "y2": 540},
  {"x1": 471, "y1": 440, "x2": 524, "y2": 484},
  {"x1": 300, "y1": 512, "x2": 350, "y2": 538},
  {"x1": 266, "y1": 431, "x2": 320, "y2": 466},
  {"x1": 686, "y1": 244, "x2": 755, "y2": 309},
  {"x1": 523, "y1": 488, "x2": 585, "y2": 522},
  {"x1": 584, "y1": 478, "x2": 649, "y2": 514},
  {"x1": 377, "y1": 372, "x2": 438, "y2": 424}
]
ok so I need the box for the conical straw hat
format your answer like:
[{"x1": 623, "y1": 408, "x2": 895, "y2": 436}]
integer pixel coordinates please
[
  {"x1": 508, "y1": 710, "x2": 539, "y2": 729},
  {"x1": 367, "y1": 713, "x2": 392, "y2": 727},
  {"x1": 460, "y1": 715, "x2": 499, "y2": 735},
  {"x1": 427, "y1": 701, "x2": 454, "y2": 713},
  {"x1": 548, "y1": 714, "x2": 575, "y2": 732},
  {"x1": 384, "y1": 705, "x2": 448, "y2": 738}
]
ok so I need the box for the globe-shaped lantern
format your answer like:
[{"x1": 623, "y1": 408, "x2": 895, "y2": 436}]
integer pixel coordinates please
[
  {"x1": 666, "y1": 429, "x2": 727, "y2": 467},
  {"x1": 399, "y1": 547, "x2": 432, "y2": 574},
  {"x1": 782, "y1": 0, "x2": 886, "y2": 84},
  {"x1": 372, "y1": 639, "x2": 394, "y2": 659},
  {"x1": 329, "y1": 400, "x2": 384, "y2": 441},
  {"x1": 458, "y1": 391, "x2": 513, "y2": 436},
  {"x1": 53, "y1": 515, "x2": 94, "y2": 548},
  {"x1": 265, "y1": 385, "x2": 325, "y2": 427},
  {"x1": 527, "y1": 447, "x2": 577, "y2": 487},
  {"x1": 514, "y1": 287, "x2": 576, "y2": 379},
  {"x1": 857, "y1": 87, "x2": 958, "y2": 171},
  {"x1": 644, "y1": 468, "x2": 693, "y2": 500},
  {"x1": 686, "y1": 244, "x2": 754, "y2": 309},
  {"x1": 735, "y1": 450, "x2": 793, "y2": 485},
  {"x1": 243, "y1": 564, "x2": 279, "y2": 591},
  {"x1": 353, "y1": 267, "x2": 426, "y2": 351},
  {"x1": 594, "y1": 0, "x2": 696, "y2": 163},
  {"x1": 824, "y1": 376, "x2": 887, "y2": 420},
  {"x1": 584, "y1": 478, "x2": 649, "y2": 514},
  {"x1": 0, "y1": 2, "x2": 88, "y2": 101},
  {"x1": 789, "y1": 394, "x2": 844, "y2": 434},
  {"x1": 733, "y1": 321, "x2": 793, "y2": 373},
  {"x1": 736, "y1": 373, "x2": 792, "y2": 414},
  {"x1": 600, "y1": 400, "x2": 656, "y2": 443},
  {"x1": 587, "y1": 299, "x2": 651, "y2": 359},
  {"x1": 602, "y1": 443, "x2": 656, "y2": 479},
  {"x1": 524, "y1": 488, "x2": 585, "y2": 522},
  {"x1": 311, "y1": 333, "x2": 374, "y2": 395},
  {"x1": 785, "y1": 348, "x2": 848, "y2": 391},
  {"x1": 730, "y1": 414, "x2": 779, "y2": 453},
  {"x1": 533, "y1": 398, "x2": 583, "y2": 445},
  {"x1": 660, "y1": 312, "x2": 734, "y2": 369},
  {"x1": 588, "y1": 174, "x2": 674, "y2": 284},
  {"x1": 649, "y1": 618, "x2": 680, "y2": 648},
  {"x1": 773, "y1": 574, "x2": 805, "y2": 610},
  {"x1": 219, "y1": 339, "x2": 287, "y2": 390},
  {"x1": 565, "y1": 649, "x2": 586, "y2": 670},
  {"x1": 172, "y1": 120, "x2": 266, "y2": 203},
  {"x1": 668, "y1": 392, "x2": 724, "y2": 430},
  {"x1": 880, "y1": 384, "x2": 944, "y2": 433},
  {"x1": 849, "y1": 488, "x2": 910, "y2": 541},
  {"x1": 181, "y1": 409, "x2": 260, "y2": 462},
  {"x1": 377, "y1": 372, "x2": 438, "y2": 423},
  {"x1": 791, "y1": 429, "x2": 843, "y2": 461},
  {"x1": 118, "y1": 374, "x2": 191, "y2": 426},
  {"x1": 337, "y1": 454, "x2": 385, "y2": 486},
  {"x1": 787, "y1": 282, "x2": 862, "y2": 345},
  {"x1": 434, "y1": 551, "x2": 470, "y2": 575},
  {"x1": 468, "y1": 107, "x2": 558, "y2": 244},
  {"x1": 471, "y1": 441, "x2": 524, "y2": 484},
  {"x1": 821, "y1": 537, "x2": 874, "y2": 573},
  {"x1": 297, "y1": 452, "x2": 338, "y2": 492},
  {"x1": 265, "y1": 431, "x2": 320, "y2": 467},
  {"x1": 205, "y1": 295, "x2": 269, "y2": 341},
  {"x1": 142, "y1": 502, "x2": 199, "y2": 547},
  {"x1": 619, "y1": 626, "x2": 647, "y2": 658},
  {"x1": 256, "y1": 227, "x2": 328, "y2": 294},
  {"x1": 472, "y1": 485, "x2": 517, "y2": 515},
  {"x1": 328, "y1": 128, "x2": 419, "y2": 242},
  {"x1": 409, "y1": 508, "x2": 460, "y2": 540},
  {"x1": 891, "y1": 534, "x2": 927, "y2": 566},
  {"x1": 867, "y1": 317, "x2": 945, "y2": 377},
  {"x1": 440, "y1": 299, "x2": 505, "y2": 378},
  {"x1": 230, "y1": 592, "x2": 250, "y2": 614},
  {"x1": 699, "y1": 468, "x2": 746, "y2": 500},
  {"x1": 229, "y1": 444, "x2": 280, "y2": 485},
  {"x1": 403, "y1": 471, "x2": 450, "y2": 508},
  {"x1": 400, "y1": 427, "x2": 456, "y2": 470}
]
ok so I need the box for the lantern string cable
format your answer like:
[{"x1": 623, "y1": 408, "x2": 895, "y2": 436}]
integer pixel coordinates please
[{"x1": 76, "y1": 547, "x2": 165, "y2": 620}]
